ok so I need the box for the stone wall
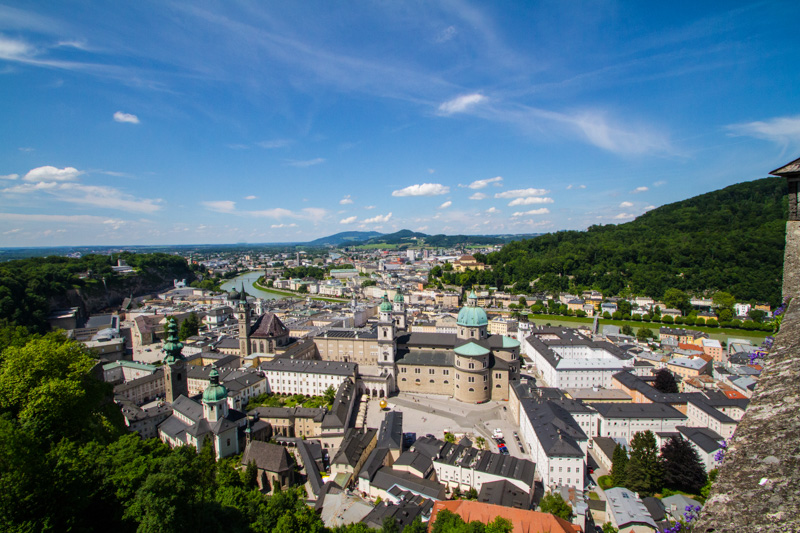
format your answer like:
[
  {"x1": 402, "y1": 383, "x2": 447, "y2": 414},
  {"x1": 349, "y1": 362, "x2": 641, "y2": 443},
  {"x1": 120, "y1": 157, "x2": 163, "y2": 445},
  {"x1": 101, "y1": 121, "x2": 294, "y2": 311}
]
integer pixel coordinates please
[{"x1": 693, "y1": 223, "x2": 800, "y2": 532}]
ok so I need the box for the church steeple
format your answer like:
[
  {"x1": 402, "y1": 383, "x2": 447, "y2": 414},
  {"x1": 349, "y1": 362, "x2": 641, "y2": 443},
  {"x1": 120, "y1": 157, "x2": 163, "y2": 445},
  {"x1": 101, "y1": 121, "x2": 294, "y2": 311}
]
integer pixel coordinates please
[
  {"x1": 237, "y1": 283, "x2": 252, "y2": 358},
  {"x1": 163, "y1": 317, "x2": 188, "y2": 402}
]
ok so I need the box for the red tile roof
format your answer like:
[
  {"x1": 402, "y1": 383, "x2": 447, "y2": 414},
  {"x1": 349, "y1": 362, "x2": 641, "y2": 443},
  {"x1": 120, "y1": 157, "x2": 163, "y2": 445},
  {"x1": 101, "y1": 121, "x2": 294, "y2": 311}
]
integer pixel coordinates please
[{"x1": 428, "y1": 500, "x2": 580, "y2": 533}]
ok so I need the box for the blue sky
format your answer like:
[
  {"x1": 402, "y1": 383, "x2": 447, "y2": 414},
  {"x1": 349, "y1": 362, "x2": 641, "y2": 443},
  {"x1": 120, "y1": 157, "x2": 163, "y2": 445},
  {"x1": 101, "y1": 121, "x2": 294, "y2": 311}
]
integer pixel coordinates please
[{"x1": 1, "y1": 1, "x2": 799, "y2": 246}]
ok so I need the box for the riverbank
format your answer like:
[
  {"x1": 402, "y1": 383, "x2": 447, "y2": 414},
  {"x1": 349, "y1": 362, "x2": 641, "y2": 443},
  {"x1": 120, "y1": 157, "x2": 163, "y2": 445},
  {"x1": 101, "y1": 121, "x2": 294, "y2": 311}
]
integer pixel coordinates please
[
  {"x1": 252, "y1": 277, "x2": 349, "y2": 303},
  {"x1": 526, "y1": 313, "x2": 770, "y2": 342}
]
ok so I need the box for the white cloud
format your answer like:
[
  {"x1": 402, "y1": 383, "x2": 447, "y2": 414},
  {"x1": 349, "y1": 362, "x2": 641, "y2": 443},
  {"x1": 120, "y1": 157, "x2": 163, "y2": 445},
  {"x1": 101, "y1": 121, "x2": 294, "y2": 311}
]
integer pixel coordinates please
[
  {"x1": 653, "y1": 181, "x2": 666, "y2": 187},
  {"x1": 727, "y1": 115, "x2": 800, "y2": 146},
  {"x1": 0, "y1": 213, "x2": 126, "y2": 225},
  {"x1": 18, "y1": 147, "x2": 34, "y2": 152},
  {"x1": 439, "y1": 201, "x2": 452, "y2": 209},
  {"x1": 113, "y1": 111, "x2": 140, "y2": 124},
  {"x1": 469, "y1": 192, "x2": 487, "y2": 200},
  {"x1": 340, "y1": 195, "x2": 353, "y2": 205},
  {"x1": 0, "y1": 35, "x2": 35, "y2": 60},
  {"x1": 285, "y1": 158, "x2": 325, "y2": 167},
  {"x1": 467, "y1": 176, "x2": 503, "y2": 189},
  {"x1": 508, "y1": 196, "x2": 554, "y2": 206},
  {"x1": 486, "y1": 207, "x2": 499, "y2": 214},
  {"x1": 494, "y1": 188, "x2": 549, "y2": 199},
  {"x1": 438, "y1": 93, "x2": 487, "y2": 115},
  {"x1": 271, "y1": 223, "x2": 298, "y2": 228},
  {"x1": 3, "y1": 228, "x2": 20, "y2": 235},
  {"x1": 572, "y1": 111, "x2": 671, "y2": 155},
  {"x1": 644, "y1": 205, "x2": 656, "y2": 211},
  {"x1": 631, "y1": 186, "x2": 649, "y2": 193},
  {"x1": 4, "y1": 177, "x2": 163, "y2": 213},
  {"x1": 579, "y1": 185, "x2": 587, "y2": 189},
  {"x1": 0, "y1": 174, "x2": 18, "y2": 180},
  {"x1": 566, "y1": 184, "x2": 573, "y2": 190},
  {"x1": 364, "y1": 205, "x2": 376, "y2": 210},
  {"x1": 512, "y1": 208, "x2": 550, "y2": 217},
  {"x1": 257, "y1": 139, "x2": 292, "y2": 149},
  {"x1": 619, "y1": 201, "x2": 634, "y2": 208},
  {"x1": 364, "y1": 212, "x2": 392, "y2": 224},
  {"x1": 340, "y1": 216, "x2": 357, "y2": 224},
  {"x1": 614, "y1": 213, "x2": 635, "y2": 220},
  {"x1": 244, "y1": 195, "x2": 257, "y2": 200},
  {"x1": 427, "y1": 169, "x2": 435, "y2": 174},
  {"x1": 23, "y1": 166, "x2": 81, "y2": 181},
  {"x1": 248, "y1": 207, "x2": 296, "y2": 218},
  {"x1": 203, "y1": 200, "x2": 236, "y2": 213},
  {"x1": 392, "y1": 183, "x2": 450, "y2": 197},
  {"x1": 435, "y1": 25, "x2": 457, "y2": 43}
]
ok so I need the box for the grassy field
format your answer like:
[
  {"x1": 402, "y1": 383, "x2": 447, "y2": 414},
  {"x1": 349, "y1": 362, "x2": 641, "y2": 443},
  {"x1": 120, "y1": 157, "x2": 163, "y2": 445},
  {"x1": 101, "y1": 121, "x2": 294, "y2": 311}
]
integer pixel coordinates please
[{"x1": 524, "y1": 313, "x2": 770, "y2": 340}]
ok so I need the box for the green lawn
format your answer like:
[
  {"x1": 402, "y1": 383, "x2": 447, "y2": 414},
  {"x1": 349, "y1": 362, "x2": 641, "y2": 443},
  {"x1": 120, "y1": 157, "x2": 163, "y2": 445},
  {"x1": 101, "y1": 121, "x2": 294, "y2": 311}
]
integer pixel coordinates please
[{"x1": 523, "y1": 313, "x2": 770, "y2": 339}]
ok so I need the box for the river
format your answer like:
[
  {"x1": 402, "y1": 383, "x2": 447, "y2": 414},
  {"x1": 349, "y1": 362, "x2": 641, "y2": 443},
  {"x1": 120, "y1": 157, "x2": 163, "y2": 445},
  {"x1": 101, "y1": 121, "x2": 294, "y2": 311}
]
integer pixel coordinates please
[{"x1": 220, "y1": 271, "x2": 289, "y2": 300}]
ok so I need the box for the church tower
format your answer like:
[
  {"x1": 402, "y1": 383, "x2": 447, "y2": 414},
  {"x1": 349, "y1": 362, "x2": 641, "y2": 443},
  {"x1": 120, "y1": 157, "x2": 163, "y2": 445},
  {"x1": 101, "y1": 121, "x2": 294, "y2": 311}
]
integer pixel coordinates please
[
  {"x1": 163, "y1": 318, "x2": 188, "y2": 403},
  {"x1": 377, "y1": 293, "x2": 396, "y2": 379},
  {"x1": 235, "y1": 284, "x2": 251, "y2": 357},
  {"x1": 202, "y1": 369, "x2": 229, "y2": 422},
  {"x1": 392, "y1": 287, "x2": 407, "y2": 331}
]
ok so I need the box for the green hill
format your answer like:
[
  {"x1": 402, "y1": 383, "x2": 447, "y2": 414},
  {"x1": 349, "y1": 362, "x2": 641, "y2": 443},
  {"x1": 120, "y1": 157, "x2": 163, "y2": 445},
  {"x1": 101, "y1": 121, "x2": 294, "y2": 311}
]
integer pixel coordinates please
[{"x1": 481, "y1": 177, "x2": 788, "y2": 305}]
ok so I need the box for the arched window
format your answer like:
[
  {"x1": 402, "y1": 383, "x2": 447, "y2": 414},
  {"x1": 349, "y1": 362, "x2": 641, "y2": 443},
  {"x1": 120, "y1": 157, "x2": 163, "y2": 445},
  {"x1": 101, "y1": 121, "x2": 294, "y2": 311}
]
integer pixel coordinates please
[{"x1": 468, "y1": 388, "x2": 474, "y2": 392}]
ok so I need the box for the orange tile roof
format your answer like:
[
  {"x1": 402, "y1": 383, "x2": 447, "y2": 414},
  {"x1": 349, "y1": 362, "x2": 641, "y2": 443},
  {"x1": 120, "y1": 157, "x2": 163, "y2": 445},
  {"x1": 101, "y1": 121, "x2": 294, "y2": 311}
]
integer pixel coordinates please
[
  {"x1": 428, "y1": 500, "x2": 580, "y2": 533},
  {"x1": 678, "y1": 343, "x2": 704, "y2": 352},
  {"x1": 723, "y1": 390, "x2": 747, "y2": 399}
]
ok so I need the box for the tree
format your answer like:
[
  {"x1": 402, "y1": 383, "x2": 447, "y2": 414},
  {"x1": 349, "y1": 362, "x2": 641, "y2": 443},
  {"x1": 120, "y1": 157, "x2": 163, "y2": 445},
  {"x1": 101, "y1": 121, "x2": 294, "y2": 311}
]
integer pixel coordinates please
[
  {"x1": 660, "y1": 436, "x2": 707, "y2": 495},
  {"x1": 464, "y1": 487, "x2": 478, "y2": 500},
  {"x1": 653, "y1": 369, "x2": 679, "y2": 394},
  {"x1": 602, "y1": 523, "x2": 619, "y2": 533},
  {"x1": 625, "y1": 430, "x2": 663, "y2": 497},
  {"x1": 611, "y1": 443, "x2": 629, "y2": 487},
  {"x1": 298, "y1": 284, "x2": 308, "y2": 294},
  {"x1": 382, "y1": 516, "x2": 399, "y2": 533},
  {"x1": 486, "y1": 516, "x2": 513, "y2": 533},
  {"x1": 712, "y1": 291, "x2": 736, "y2": 309},
  {"x1": 621, "y1": 324, "x2": 634, "y2": 336},
  {"x1": 475, "y1": 436, "x2": 486, "y2": 450},
  {"x1": 540, "y1": 492, "x2": 573, "y2": 521},
  {"x1": 179, "y1": 312, "x2": 201, "y2": 340},
  {"x1": 636, "y1": 327, "x2": 654, "y2": 341},
  {"x1": 323, "y1": 385, "x2": 336, "y2": 407},
  {"x1": 701, "y1": 469, "x2": 719, "y2": 499},
  {"x1": 663, "y1": 289, "x2": 691, "y2": 315},
  {"x1": 361, "y1": 280, "x2": 377, "y2": 287},
  {"x1": 748, "y1": 309, "x2": 766, "y2": 323},
  {"x1": 444, "y1": 432, "x2": 456, "y2": 444}
]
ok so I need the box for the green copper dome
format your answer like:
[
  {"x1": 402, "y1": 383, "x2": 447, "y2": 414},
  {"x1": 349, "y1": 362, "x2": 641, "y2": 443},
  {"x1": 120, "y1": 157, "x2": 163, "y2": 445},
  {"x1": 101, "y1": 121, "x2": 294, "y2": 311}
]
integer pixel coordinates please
[
  {"x1": 501, "y1": 336, "x2": 521, "y2": 348},
  {"x1": 455, "y1": 342, "x2": 490, "y2": 357},
  {"x1": 393, "y1": 291, "x2": 404, "y2": 303},
  {"x1": 379, "y1": 293, "x2": 393, "y2": 313},
  {"x1": 457, "y1": 303, "x2": 488, "y2": 327},
  {"x1": 202, "y1": 369, "x2": 228, "y2": 403}
]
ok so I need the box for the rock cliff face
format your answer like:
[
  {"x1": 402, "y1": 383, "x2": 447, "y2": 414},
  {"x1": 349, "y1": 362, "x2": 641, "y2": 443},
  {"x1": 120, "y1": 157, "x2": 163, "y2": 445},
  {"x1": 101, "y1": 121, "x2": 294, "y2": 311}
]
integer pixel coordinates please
[
  {"x1": 692, "y1": 221, "x2": 800, "y2": 532},
  {"x1": 50, "y1": 267, "x2": 194, "y2": 317}
]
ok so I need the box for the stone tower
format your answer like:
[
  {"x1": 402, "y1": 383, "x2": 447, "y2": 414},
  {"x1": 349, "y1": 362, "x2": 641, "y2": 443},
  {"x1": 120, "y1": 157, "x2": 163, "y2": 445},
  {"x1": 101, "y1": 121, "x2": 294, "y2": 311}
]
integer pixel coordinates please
[
  {"x1": 377, "y1": 293, "x2": 396, "y2": 379},
  {"x1": 163, "y1": 318, "x2": 188, "y2": 403},
  {"x1": 235, "y1": 283, "x2": 251, "y2": 357},
  {"x1": 392, "y1": 287, "x2": 407, "y2": 330}
]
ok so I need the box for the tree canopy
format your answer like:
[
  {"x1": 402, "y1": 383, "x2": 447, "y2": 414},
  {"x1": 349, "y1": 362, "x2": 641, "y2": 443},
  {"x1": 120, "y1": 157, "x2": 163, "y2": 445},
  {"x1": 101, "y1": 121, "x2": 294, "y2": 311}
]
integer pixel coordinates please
[
  {"x1": 625, "y1": 431, "x2": 664, "y2": 497},
  {"x1": 661, "y1": 436, "x2": 707, "y2": 495}
]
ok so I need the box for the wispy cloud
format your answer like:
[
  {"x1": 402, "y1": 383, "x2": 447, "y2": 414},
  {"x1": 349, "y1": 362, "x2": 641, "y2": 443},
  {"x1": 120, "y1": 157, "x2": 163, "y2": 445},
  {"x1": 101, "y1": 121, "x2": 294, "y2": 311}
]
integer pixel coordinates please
[
  {"x1": 340, "y1": 195, "x2": 353, "y2": 205},
  {"x1": 113, "y1": 111, "x2": 139, "y2": 124},
  {"x1": 435, "y1": 25, "x2": 457, "y2": 43},
  {"x1": 653, "y1": 181, "x2": 666, "y2": 187},
  {"x1": 0, "y1": 174, "x2": 19, "y2": 180},
  {"x1": 614, "y1": 213, "x2": 635, "y2": 220},
  {"x1": 203, "y1": 200, "x2": 236, "y2": 213},
  {"x1": 438, "y1": 93, "x2": 487, "y2": 115},
  {"x1": 285, "y1": 158, "x2": 325, "y2": 167},
  {"x1": 257, "y1": 139, "x2": 292, "y2": 149},
  {"x1": 631, "y1": 186, "x2": 649, "y2": 193},
  {"x1": 495, "y1": 188, "x2": 549, "y2": 199},
  {"x1": 392, "y1": 183, "x2": 450, "y2": 197},
  {"x1": 727, "y1": 115, "x2": 800, "y2": 147},
  {"x1": 486, "y1": 207, "x2": 499, "y2": 214},
  {"x1": 469, "y1": 192, "x2": 487, "y2": 200},
  {"x1": 507, "y1": 197, "x2": 554, "y2": 206},
  {"x1": 619, "y1": 201, "x2": 634, "y2": 208},
  {"x1": 339, "y1": 216, "x2": 357, "y2": 224},
  {"x1": 244, "y1": 195, "x2": 257, "y2": 200},
  {"x1": 512, "y1": 208, "x2": 549, "y2": 216},
  {"x1": 271, "y1": 223, "x2": 297, "y2": 228},
  {"x1": 363, "y1": 212, "x2": 392, "y2": 224},
  {"x1": 439, "y1": 201, "x2": 452, "y2": 209},
  {"x1": 465, "y1": 176, "x2": 503, "y2": 189}
]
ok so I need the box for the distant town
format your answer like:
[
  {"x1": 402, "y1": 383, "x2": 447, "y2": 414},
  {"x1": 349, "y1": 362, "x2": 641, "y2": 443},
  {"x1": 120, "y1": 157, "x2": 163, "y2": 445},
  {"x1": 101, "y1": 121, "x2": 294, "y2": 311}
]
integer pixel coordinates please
[{"x1": 45, "y1": 241, "x2": 775, "y2": 533}]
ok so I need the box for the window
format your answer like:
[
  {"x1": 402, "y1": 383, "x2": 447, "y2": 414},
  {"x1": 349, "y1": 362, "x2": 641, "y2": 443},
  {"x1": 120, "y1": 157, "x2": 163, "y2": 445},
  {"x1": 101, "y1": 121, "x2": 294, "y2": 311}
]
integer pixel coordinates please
[
  {"x1": 430, "y1": 379, "x2": 435, "y2": 383},
  {"x1": 495, "y1": 373, "x2": 501, "y2": 378},
  {"x1": 469, "y1": 388, "x2": 474, "y2": 392},
  {"x1": 469, "y1": 363, "x2": 474, "y2": 369},
  {"x1": 468, "y1": 376, "x2": 475, "y2": 383},
  {"x1": 483, "y1": 375, "x2": 488, "y2": 382},
  {"x1": 415, "y1": 368, "x2": 421, "y2": 374},
  {"x1": 429, "y1": 369, "x2": 435, "y2": 374},
  {"x1": 401, "y1": 368, "x2": 407, "y2": 373},
  {"x1": 401, "y1": 378, "x2": 406, "y2": 382},
  {"x1": 443, "y1": 369, "x2": 449, "y2": 376}
]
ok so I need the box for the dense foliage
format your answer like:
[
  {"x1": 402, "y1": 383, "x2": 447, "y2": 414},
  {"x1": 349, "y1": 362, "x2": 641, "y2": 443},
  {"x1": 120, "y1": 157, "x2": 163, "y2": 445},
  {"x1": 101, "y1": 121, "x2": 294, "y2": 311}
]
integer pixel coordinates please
[
  {"x1": 624, "y1": 430, "x2": 664, "y2": 497},
  {"x1": 0, "y1": 252, "x2": 194, "y2": 332},
  {"x1": 539, "y1": 492, "x2": 573, "y2": 521},
  {"x1": 430, "y1": 510, "x2": 512, "y2": 533},
  {"x1": 653, "y1": 369, "x2": 679, "y2": 394},
  {"x1": 661, "y1": 436, "x2": 708, "y2": 495},
  {"x1": 445, "y1": 178, "x2": 788, "y2": 305}
]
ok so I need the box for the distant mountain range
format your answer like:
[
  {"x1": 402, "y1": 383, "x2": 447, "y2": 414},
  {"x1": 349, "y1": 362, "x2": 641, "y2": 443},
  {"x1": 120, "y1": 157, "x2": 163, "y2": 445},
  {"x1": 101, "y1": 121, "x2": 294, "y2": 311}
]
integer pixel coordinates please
[{"x1": 304, "y1": 229, "x2": 543, "y2": 248}]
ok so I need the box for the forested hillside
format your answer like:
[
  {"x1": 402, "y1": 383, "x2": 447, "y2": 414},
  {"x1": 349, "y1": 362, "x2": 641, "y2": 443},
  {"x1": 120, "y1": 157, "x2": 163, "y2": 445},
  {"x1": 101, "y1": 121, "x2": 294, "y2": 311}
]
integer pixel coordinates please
[
  {"x1": 0, "y1": 253, "x2": 195, "y2": 332},
  {"x1": 440, "y1": 178, "x2": 787, "y2": 305}
]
